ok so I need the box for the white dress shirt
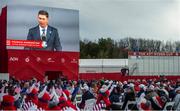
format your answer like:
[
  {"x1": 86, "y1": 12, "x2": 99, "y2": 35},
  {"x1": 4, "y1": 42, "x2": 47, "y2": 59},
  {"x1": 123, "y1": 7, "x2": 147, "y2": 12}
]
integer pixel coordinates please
[{"x1": 39, "y1": 25, "x2": 48, "y2": 36}]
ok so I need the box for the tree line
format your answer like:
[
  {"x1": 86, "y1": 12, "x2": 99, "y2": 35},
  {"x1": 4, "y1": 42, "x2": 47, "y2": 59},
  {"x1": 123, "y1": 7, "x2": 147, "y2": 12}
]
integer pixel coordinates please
[{"x1": 80, "y1": 37, "x2": 180, "y2": 59}]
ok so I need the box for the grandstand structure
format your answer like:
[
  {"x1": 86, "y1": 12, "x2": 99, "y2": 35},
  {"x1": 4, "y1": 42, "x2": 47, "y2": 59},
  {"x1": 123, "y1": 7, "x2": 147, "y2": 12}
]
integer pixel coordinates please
[
  {"x1": 79, "y1": 59, "x2": 128, "y2": 73},
  {"x1": 79, "y1": 51, "x2": 180, "y2": 80},
  {"x1": 129, "y1": 51, "x2": 180, "y2": 75}
]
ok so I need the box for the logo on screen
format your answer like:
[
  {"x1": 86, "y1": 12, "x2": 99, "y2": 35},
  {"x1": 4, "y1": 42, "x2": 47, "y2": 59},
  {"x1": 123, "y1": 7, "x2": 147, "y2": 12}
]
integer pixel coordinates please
[
  {"x1": 36, "y1": 57, "x2": 41, "y2": 62},
  {"x1": 71, "y1": 59, "x2": 77, "y2": 63},
  {"x1": 9, "y1": 57, "x2": 19, "y2": 62},
  {"x1": 61, "y1": 58, "x2": 65, "y2": 63},
  {"x1": 25, "y1": 57, "x2": 30, "y2": 62},
  {"x1": 47, "y1": 58, "x2": 55, "y2": 63}
]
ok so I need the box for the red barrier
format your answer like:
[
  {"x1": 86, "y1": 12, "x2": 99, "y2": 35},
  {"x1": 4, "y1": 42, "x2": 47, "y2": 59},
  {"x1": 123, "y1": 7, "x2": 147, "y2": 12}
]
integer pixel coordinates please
[{"x1": 79, "y1": 73, "x2": 180, "y2": 81}]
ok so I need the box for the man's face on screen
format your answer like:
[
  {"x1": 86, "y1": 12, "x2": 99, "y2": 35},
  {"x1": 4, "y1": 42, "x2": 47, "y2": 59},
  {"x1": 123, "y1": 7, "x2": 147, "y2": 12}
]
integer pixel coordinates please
[{"x1": 38, "y1": 14, "x2": 48, "y2": 28}]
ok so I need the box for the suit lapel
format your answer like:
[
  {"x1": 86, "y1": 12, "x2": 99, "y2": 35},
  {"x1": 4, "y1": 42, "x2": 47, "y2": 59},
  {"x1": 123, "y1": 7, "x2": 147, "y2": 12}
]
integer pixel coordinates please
[
  {"x1": 46, "y1": 26, "x2": 52, "y2": 42},
  {"x1": 36, "y1": 26, "x2": 41, "y2": 40}
]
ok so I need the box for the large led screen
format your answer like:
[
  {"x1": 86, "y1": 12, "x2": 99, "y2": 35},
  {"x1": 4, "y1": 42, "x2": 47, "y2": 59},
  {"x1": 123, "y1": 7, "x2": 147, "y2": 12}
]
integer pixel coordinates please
[{"x1": 7, "y1": 5, "x2": 79, "y2": 52}]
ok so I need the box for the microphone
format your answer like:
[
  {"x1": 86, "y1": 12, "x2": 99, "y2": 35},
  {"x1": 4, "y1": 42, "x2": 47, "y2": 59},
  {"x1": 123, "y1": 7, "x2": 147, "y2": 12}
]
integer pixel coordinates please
[{"x1": 41, "y1": 35, "x2": 47, "y2": 48}]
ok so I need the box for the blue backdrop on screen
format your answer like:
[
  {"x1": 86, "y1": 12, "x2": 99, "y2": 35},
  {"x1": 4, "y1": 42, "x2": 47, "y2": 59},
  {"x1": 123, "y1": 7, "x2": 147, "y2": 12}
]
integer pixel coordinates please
[{"x1": 7, "y1": 5, "x2": 79, "y2": 52}]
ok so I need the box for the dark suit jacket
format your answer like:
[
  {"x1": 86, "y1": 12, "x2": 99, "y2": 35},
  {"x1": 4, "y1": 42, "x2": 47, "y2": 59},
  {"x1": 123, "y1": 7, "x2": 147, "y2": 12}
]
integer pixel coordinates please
[{"x1": 25, "y1": 25, "x2": 62, "y2": 51}]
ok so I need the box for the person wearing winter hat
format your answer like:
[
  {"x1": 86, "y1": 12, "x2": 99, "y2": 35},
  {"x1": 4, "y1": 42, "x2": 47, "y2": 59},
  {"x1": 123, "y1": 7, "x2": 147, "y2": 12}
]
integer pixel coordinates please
[
  {"x1": 137, "y1": 97, "x2": 152, "y2": 110},
  {"x1": 0, "y1": 85, "x2": 17, "y2": 110},
  {"x1": 121, "y1": 84, "x2": 136, "y2": 110},
  {"x1": 1, "y1": 94, "x2": 16, "y2": 110},
  {"x1": 38, "y1": 86, "x2": 51, "y2": 110},
  {"x1": 48, "y1": 86, "x2": 61, "y2": 110},
  {"x1": 25, "y1": 85, "x2": 39, "y2": 105},
  {"x1": 79, "y1": 84, "x2": 95, "y2": 109},
  {"x1": 58, "y1": 96, "x2": 67, "y2": 110},
  {"x1": 58, "y1": 92, "x2": 77, "y2": 110},
  {"x1": 63, "y1": 89, "x2": 71, "y2": 100},
  {"x1": 144, "y1": 85, "x2": 162, "y2": 110},
  {"x1": 96, "y1": 81, "x2": 113, "y2": 109},
  {"x1": 56, "y1": 88, "x2": 76, "y2": 110},
  {"x1": 38, "y1": 91, "x2": 51, "y2": 110},
  {"x1": 151, "y1": 95, "x2": 166, "y2": 110},
  {"x1": 137, "y1": 84, "x2": 146, "y2": 98},
  {"x1": 145, "y1": 85, "x2": 158, "y2": 100},
  {"x1": 65, "y1": 89, "x2": 77, "y2": 110}
]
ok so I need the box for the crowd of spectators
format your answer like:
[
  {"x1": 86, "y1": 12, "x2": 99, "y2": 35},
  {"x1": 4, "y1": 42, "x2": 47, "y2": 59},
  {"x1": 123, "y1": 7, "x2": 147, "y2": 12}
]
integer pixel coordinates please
[{"x1": 0, "y1": 76, "x2": 179, "y2": 110}]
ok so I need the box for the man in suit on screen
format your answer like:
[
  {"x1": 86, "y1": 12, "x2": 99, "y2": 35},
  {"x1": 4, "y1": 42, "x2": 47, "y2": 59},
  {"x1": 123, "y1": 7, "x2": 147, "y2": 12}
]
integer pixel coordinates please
[{"x1": 25, "y1": 10, "x2": 62, "y2": 51}]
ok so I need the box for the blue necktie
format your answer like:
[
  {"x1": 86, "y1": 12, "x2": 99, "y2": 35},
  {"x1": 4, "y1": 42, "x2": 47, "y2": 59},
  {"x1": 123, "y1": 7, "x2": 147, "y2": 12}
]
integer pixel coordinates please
[{"x1": 42, "y1": 28, "x2": 45, "y2": 36}]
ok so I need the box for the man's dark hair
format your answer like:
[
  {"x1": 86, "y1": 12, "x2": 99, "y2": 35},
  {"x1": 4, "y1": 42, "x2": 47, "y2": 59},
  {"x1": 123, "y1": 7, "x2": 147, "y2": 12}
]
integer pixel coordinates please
[{"x1": 38, "y1": 10, "x2": 49, "y2": 18}]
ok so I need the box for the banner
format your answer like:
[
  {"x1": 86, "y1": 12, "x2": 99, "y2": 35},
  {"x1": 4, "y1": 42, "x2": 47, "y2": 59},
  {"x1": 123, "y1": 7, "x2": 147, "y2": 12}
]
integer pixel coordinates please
[{"x1": 7, "y1": 39, "x2": 43, "y2": 48}]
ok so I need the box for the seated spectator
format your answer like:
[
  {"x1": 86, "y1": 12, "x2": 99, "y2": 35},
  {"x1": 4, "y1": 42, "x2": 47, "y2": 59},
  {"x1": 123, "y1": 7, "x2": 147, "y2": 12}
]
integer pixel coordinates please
[
  {"x1": 122, "y1": 83, "x2": 136, "y2": 110},
  {"x1": 0, "y1": 87, "x2": 16, "y2": 110},
  {"x1": 96, "y1": 81, "x2": 113, "y2": 109},
  {"x1": 79, "y1": 84, "x2": 95, "y2": 109},
  {"x1": 173, "y1": 87, "x2": 180, "y2": 110}
]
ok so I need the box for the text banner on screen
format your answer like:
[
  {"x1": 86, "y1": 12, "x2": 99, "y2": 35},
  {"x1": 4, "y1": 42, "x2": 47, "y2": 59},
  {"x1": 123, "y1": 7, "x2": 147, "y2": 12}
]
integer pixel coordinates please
[{"x1": 7, "y1": 39, "x2": 43, "y2": 48}]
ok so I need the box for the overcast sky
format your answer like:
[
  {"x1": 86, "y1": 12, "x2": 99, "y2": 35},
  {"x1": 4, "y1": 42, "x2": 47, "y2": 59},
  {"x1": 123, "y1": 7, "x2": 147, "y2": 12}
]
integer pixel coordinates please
[{"x1": 1, "y1": 0, "x2": 180, "y2": 41}]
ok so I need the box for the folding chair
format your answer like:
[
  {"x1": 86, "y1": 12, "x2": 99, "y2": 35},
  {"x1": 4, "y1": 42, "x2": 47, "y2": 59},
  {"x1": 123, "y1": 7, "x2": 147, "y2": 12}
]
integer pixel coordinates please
[
  {"x1": 163, "y1": 102, "x2": 175, "y2": 111},
  {"x1": 124, "y1": 101, "x2": 136, "y2": 111},
  {"x1": 75, "y1": 94, "x2": 82, "y2": 106},
  {"x1": 112, "y1": 102, "x2": 124, "y2": 110},
  {"x1": 84, "y1": 99, "x2": 96, "y2": 111}
]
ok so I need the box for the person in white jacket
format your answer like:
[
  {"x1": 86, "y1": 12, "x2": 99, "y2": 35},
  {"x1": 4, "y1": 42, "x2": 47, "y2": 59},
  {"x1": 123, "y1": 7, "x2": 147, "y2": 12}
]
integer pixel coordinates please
[{"x1": 173, "y1": 87, "x2": 180, "y2": 110}]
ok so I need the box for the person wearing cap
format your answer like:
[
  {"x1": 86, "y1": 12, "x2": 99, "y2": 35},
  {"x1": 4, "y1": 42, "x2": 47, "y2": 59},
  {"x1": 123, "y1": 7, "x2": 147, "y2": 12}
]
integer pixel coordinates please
[
  {"x1": 79, "y1": 84, "x2": 95, "y2": 109},
  {"x1": 173, "y1": 87, "x2": 180, "y2": 110}
]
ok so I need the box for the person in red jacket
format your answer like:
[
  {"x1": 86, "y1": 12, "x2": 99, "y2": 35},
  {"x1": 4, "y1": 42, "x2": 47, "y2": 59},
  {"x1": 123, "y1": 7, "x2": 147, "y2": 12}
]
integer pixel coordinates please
[
  {"x1": 26, "y1": 88, "x2": 39, "y2": 105},
  {"x1": 38, "y1": 92, "x2": 51, "y2": 110},
  {"x1": 1, "y1": 95, "x2": 16, "y2": 110},
  {"x1": 96, "y1": 84, "x2": 111, "y2": 108},
  {"x1": 58, "y1": 90, "x2": 77, "y2": 110},
  {"x1": 0, "y1": 86, "x2": 17, "y2": 110}
]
